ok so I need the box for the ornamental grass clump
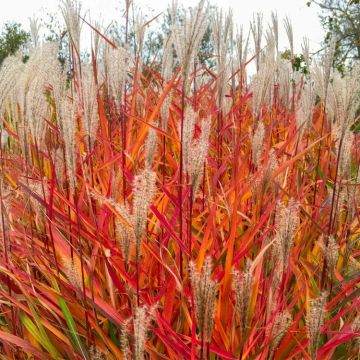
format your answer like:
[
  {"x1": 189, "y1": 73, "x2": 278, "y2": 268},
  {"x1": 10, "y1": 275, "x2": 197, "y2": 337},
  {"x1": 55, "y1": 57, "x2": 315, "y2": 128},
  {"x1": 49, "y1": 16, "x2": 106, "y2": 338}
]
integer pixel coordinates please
[{"x1": 0, "y1": 1, "x2": 359, "y2": 359}]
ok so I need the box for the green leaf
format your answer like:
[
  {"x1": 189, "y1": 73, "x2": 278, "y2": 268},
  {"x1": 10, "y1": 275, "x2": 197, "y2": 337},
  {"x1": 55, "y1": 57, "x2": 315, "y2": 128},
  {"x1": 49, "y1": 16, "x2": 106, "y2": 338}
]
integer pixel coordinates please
[
  {"x1": 316, "y1": 164, "x2": 326, "y2": 180},
  {"x1": 21, "y1": 315, "x2": 44, "y2": 346},
  {"x1": 51, "y1": 279, "x2": 89, "y2": 360},
  {"x1": 27, "y1": 304, "x2": 59, "y2": 359},
  {"x1": 333, "y1": 343, "x2": 348, "y2": 358},
  {"x1": 109, "y1": 321, "x2": 120, "y2": 346},
  {"x1": 351, "y1": 120, "x2": 360, "y2": 133}
]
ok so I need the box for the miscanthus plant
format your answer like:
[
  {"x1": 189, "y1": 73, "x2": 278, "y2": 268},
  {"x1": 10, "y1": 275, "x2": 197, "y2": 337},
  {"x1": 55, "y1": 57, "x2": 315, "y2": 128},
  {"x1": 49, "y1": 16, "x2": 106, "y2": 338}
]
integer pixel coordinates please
[{"x1": 0, "y1": 0, "x2": 359, "y2": 359}]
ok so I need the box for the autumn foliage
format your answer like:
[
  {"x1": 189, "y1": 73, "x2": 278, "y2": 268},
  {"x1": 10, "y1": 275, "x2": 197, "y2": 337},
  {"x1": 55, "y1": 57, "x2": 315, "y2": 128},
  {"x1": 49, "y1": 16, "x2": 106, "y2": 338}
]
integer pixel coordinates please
[{"x1": 0, "y1": 1, "x2": 359, "y2": 359}]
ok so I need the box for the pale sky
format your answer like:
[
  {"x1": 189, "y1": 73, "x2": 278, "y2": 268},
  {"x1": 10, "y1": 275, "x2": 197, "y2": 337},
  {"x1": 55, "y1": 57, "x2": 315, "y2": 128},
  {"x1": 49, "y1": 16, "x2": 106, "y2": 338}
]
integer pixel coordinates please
[{"x1": 0, "y1": 0, "x2": 324, "y2": 54}]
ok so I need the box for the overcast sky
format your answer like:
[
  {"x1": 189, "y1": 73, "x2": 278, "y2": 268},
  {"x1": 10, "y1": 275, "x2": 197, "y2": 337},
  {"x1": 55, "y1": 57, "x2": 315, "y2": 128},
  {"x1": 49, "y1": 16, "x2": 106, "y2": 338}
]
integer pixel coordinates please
[{"x1": 0, "y1": 0, "x2": 324, "y2": 54}]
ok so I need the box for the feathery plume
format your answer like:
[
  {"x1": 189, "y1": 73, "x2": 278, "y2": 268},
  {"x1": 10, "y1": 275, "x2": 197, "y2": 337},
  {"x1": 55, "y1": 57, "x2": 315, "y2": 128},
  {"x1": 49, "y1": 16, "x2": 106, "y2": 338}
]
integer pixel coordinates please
[
  {"x1": 29, "y1": 17, "x2": 41, "y2": 48},
  {"x1": 189, "y1": 257, "x2": 218, "y2": 342},
  {"x1": 160, "y1": 95, "x2": 171, "y2": 131},
  {"x1": 160, "y1": 34, "x2": 174, "y2": 127},
  {"x1": 179, "y1": 107, "x2": 210, "y2": 194},
  {"x1": 160, "y1": 35, "x2": 174, "y2": 130},
  {"x1": 254, "y1": 148, "x2": 278, "y2": 194},
  {"x1": 212, "y1": 9, "x2": 232, "y2": 111},
  {"x1": 180, "y1": 106, "x2": 196, "y2": 174},
  {"x1": 319, "y1": 235, "x2": 339, "y2": 272},
  {"x1": 21, "y1": 44, "x2": 60, "y2": 143},
  {"x1": 92, "y1": 19, "x2": 104, "y2": 60},
  {"x1": 326, "y1": 235, "x2": 339, "y2": 271},
  {"x1": 132, "y1": 169, "x2": 156, "y2": 251},
  {"x1": 283, "y1": 17, "x2": 294, "y2": 59},
  {"x1": 134, "y1": 13, "x2": 146, "y2": 59},
  {"x1": 1, "y1": 129, "x2": 8, "y2": 148},
  {"x1": 172, "y1": 0, "x2": 208, "y2": 90},
  {"x1": 145, "y1": 125, "x2": 158, "y2": 170},
  {"x1": 327, "y1": 64, "x2": 360, "y2": 132},
  {"x1": 268, "y1": 149, "x2": 278, "y2": 179},
  {"x1": 236, "y1": 26, "x2": 249, "y2": 84},
  {"x1": 313, "y1": 37, "x2": 336, "y2": 106},
  {"x1": 0, "y1": 55, "x2": 24, "y2": 118},
  {"x1": 61, "y1": 0, "x2": 82, "y2": 53},
  {"x1": 251, "y1": 121, "x2": 265, "y2": 168},
  {"x1": 340, "y1": 128, "x2": 354, "y2": 179},
  {"x1": 270, "y1": 12, "x2": 279, "y2": 54},
  {"x1": 277, "y1": 58, "x2": 293, "y2": 110},
  {"x1": 352, "y1": 314, "x2": 360, "y2": 332},
  {"x1": 302, "y1": 37, "x2": 311, "y2": 71},
  {"x1": 52, "y1": 57, "x2": 68, "y2": 108},
  {"x1": 64, "y1": 259, "x2": 82, "y2": 289},
  {"x1": 133, "y1": 305, "x2": 154, "y2": 360},
  {"x1": 296, "y1": 82, "x2": 315, "y2": 138},
  {"x1": 162, "y1": 34, "x2": 174, "y2": 83},
  {"x1": 53, "y1": 148, "x2": 65, "y2": 187},
  {"x1": 115, "y1": 218, "x2": 135, "y2": 264},
  {"x1": 233, "y1": 260, "x2": 253, "y2": 332},
  {"x1": 81, "y1": 65, "x2": 99, "y2": 149},
  {"x1": 251, "y1": 13, "x2": 263, "y2": 72},
  {"x1": 269, "y1": 310, "x2": 292, "y2": 357},
  {"x1": 351, "y1": 314, "x2": 360, "y2": 351},
  {"x1": 251, "y1": 42, "x2": 276, "y2": 118},
  {"x1": 57, "y1": 94, "x2": 77, "y2": 193},
  {"x1": 90, "y1": 191, "x2": 133, "y2": 226},
  {"x1": 134, "y1": 13, "x2": 146, "y2": 115},
  {"x1": 335, "y1": 185, "x2": 346, "y2": 226},
  {"x1": 307, "y1": 292, "x2": 327, "y2": 360},
  {"x1": 120, "y1": 319, "x2": 132, "y2": 360},
  {"x1": 188, "y1": 117, "x2": 211, "y2": 195},
  {"x1": 104, "y1": 45, "x2": 128, "y2": 109},
  {"x1": 28, "y1": 178, "x2": 47, "y2": 222},
  {"x1": 89, "y1": 345, "x2": 105, "y2": 360},
  {"x1": 274, "y1": 198, "x2": 299, "y2": 270}
]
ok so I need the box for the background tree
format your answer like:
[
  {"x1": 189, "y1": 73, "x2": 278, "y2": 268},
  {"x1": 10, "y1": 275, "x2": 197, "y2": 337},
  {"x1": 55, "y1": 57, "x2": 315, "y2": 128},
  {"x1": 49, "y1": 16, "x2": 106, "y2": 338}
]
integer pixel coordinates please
[
  {"x1": 0, "y1": 22, "x2": 30, "y2": 66},
  {"x1": 308, "y1": 0, "x2": 360, "y2": 69}
]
